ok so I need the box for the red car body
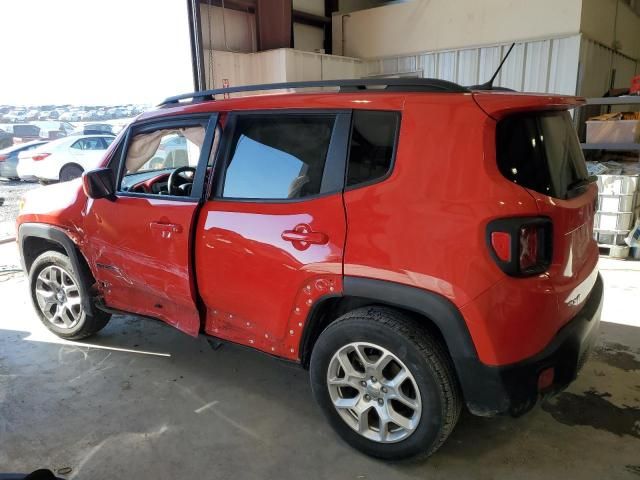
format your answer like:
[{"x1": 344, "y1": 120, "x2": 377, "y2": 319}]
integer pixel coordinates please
[{"x1": 17, "y1": 83, "x2": 602, "y2": 422}]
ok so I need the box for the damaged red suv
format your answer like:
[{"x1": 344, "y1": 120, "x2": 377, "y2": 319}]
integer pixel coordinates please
[{"x1": 16, "y1": 79, "x2": 602, "y2": 459}]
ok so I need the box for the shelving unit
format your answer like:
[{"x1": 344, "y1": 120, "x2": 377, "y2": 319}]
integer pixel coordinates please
[
  {"x1": 580, "y1": 143, "x2": 640, "y2": 151},
  {"x1": 580, "y1": 96, "x2": 640, "y2": 154},
  {"x1": 582, "y1": 96, "x2": 640, "y2": 106},
  {"x1": 580, "y1": 96, "x2": 640, "y2": 259}
]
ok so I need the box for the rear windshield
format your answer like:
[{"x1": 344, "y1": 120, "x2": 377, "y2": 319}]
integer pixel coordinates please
[{"x1": 496, "y1": 111, "x2": 588, "y2": 199}]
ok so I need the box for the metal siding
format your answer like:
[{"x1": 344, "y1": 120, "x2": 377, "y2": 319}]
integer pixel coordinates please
[
  {"x1": 382, "y1": 58, "x2": 399, "y2": 75},
  {"x1": 548, "y1": 36, "x2": 580, "y2": 95},
  {"x1": 419, "y1": 54, "x2": 438, "y2": 78},
  {"x1": 457, "y1": 49, "x2": 480, "y2": 86},
  {"x1": 479, "y1": 46, "x2": 502, "y2": 85},
  {"x1": 497, "y1": 43, "x2": 526, "y2": 91},
  {"x1": 397, "y1": 56, "x2": 417, "y2": 74},
  {"x1": 524, "y1": 40, "x2": 551, "y2": 92},
  {"x1": 577, "y1": 37, "x2": 639, "y2": 96},
  {"x1": 362, "y1": 35, "x2": 583, "y2": 95},
  {"x1": 437, "y1": 51, "x2": 457, "y2": 82},
  {"x1": 577, "y1": 38, "x2": 612, "y2": 96}
]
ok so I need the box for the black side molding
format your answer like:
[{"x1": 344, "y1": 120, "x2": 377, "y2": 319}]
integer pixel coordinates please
[
  {"x1": 343, "y1": 275, "x2": 604, "y2": 417},
  {"x1": 18, "y1": 223, "x2": 96, "y2": 316},
  {"x1": 342, "y1": 276, "x2": 498, "y2": 412}
]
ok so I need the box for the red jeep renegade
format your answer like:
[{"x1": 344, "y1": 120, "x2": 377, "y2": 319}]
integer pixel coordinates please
[{"x1": 16, "y1": 79, "x2": 602, "y2": 459}]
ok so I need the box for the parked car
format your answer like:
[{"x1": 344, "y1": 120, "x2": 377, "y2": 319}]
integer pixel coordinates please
[
  {"x1": 0, "y1": 140, "x2": 48, "y2": 179},
  {"x1": 70, "y1": 123, "x2": 116, "y2": 135},
  {"x1": 0, "y1": 128, "x2": 13, "y2": 149},
  {"x1": 17, "y1": 134, "x2": 113, "y2": 182},
  {"x1": 4, "y1": 111, "x2": 27, "y2": 123},
  {"x1": 15, "y1": 79, "x2": 602, "y2": 460},
  {"x1": 3, "y1": 124, "x2": 42, "y2": 143},
  {"x1": 59, "y1": 111, "x2": 77, "y2": 122},
  {"x1": 32, "y1": 121, "x2": 75, "y2": 137},
  {"x1": 78, "y1": 111, "x2": 94, "y2": 121}
]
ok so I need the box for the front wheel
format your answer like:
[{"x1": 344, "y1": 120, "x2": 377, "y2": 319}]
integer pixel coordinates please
[
  {"x1": 29, "y1": 251, "x2": 111, "y2": 340},
  {"x1": 310, "y1": 306, "x2": 461, "y2": 460}
]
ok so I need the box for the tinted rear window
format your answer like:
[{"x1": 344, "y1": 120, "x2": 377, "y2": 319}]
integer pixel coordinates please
[{"x1": 496, "y1": 111, "x2": 588, "y2": 199}]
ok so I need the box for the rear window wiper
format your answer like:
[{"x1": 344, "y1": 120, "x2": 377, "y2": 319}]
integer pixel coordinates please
[{"x1": 567, "y1": 175, "x2": 597, "y2": 193}]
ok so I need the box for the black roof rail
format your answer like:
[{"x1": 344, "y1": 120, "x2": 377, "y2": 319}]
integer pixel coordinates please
[{"x1": 159, "y1": 78, "x2": 469, "y2": 106}]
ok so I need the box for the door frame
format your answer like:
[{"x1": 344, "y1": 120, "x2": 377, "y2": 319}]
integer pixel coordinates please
[
  {"x1": 113, "y1": 112, "x2": 219, "y2": 202},
  {"x1": 209, "y1": 109, "x2": 353, "y2": 202}
]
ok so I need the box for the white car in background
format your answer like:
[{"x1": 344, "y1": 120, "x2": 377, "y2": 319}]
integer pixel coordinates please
[{"x1": 17, "y1": 134, "x2": 114, "y2": 182}]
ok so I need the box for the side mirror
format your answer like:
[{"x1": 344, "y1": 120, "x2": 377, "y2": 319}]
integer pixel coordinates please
[{"x1": 82, "y1": 168, "x2": 116, "y2": 201}]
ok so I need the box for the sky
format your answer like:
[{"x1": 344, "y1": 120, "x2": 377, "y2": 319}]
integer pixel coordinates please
[{"x1": 0, "y1": 0, "x2": 195, "y2": 106}]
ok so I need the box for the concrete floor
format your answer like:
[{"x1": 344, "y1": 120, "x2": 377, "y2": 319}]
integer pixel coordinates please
[{"x1": 0, "y1": 241, "x2": 639, "y2": 479}]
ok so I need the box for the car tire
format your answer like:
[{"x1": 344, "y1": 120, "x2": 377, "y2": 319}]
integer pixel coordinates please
[
  {"x1": 59, "y1": 164, "x2": 84, "y2": 182},
  {"x1": 310, "y1": 306, "x2": 461, "y2": 460},
  {"x1": 29, "y1": 251, "x2": 111, "y2": 340}
]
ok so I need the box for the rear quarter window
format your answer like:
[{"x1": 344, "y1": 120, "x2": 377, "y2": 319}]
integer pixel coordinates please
[{"x1": 347, "y1": 110, "x2": 399, "y2": 187}]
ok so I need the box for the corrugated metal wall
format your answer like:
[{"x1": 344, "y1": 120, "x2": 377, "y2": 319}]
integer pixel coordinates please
[
  {"x1": 578, "y1": 37, "x2": 639, "y2": 97},
  {"x1": 363, "y1": 35, "x2": 639, "y2": 97},
  {"x1": 364, "y1": 35, "x2": 582, "y2": 95}
]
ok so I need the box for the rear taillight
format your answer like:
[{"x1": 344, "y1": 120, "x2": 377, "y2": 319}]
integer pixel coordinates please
[
  {"x1": 519, "y1": 225, "x2": 540, "y2": 271},
  {"x1": 490, "y1": 231, "x2": 511, "y2": 262},
  {"x1": 0, "y1": 154, "x2": 7, "y2": 162},
  {"x1": 32, "y1": 153, "x2": 51, "y2": 161},
  {"x1": 487, "y1": 217, "x2": 552, "y2": 277}
]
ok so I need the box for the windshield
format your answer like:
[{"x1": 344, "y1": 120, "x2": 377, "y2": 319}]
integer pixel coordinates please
[{"x1": 496, "y1": 111, "x2": 589, "y2": 199}]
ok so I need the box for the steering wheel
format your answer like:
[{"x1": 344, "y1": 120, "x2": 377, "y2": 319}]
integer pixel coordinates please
[{"x1": 168, "y1": 166, "x2": 196, "y2": 196}]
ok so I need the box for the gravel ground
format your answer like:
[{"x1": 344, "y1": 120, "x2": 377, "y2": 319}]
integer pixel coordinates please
[{"x1": 0, "y1": 179, "x2": 39, "y2": 240}]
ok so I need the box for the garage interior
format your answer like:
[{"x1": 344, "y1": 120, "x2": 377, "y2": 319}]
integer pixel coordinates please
[{"x1": 2, "y1": 0, "x2": 640, "y2": 478}]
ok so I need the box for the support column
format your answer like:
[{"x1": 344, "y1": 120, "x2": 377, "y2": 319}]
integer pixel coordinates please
[{"x1": 255, "y1": 0, "x2": 292, "y2": 51}]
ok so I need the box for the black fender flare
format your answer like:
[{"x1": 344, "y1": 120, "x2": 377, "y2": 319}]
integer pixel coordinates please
[
  {"x1": 18, "y1": 223, "x2": 96, "y2": 316},
  {"x1": 343, "y1": 276, "x2": 511, "y2": 416}
]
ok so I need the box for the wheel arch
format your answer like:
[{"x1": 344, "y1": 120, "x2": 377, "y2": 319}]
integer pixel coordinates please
[
  {"x1": 19, "y1": 223, "x2": 96, "y2": 315},
  {"x1": 59, "y1": 162, "x2": 84, "y2": 178},
  {"x1": 300, "y1": 276, "x2": 502, "y2": 415}
]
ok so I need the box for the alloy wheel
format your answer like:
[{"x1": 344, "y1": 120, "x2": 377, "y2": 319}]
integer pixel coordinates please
[
  {"x1": 327, "y1": 342, "x2": 422, "y2": 443},
  {"x1": 35, "y1": 265, "x2": 82, "y2": 329}
]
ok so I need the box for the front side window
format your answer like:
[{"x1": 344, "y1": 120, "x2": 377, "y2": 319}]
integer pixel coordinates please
[
  {"x1": 71, "y1": 137, "x2": 109, "y2": 150},
  {"x1": 119, "y1": 126, "x2": 205, "y2": 196},
  {"x1": 221, "y1": 114, "x2": 336, "y2": 200}
]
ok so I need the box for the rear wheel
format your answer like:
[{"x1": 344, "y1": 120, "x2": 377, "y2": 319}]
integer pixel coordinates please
[
  {"x1": 29, "y1": 251, "x2": 110, "y2": 340},
  {"x1": 59, "y1": 164, "x2": 84, "y2": 182},
  {"x1": 310, "y1": 306, "x2": 461, "y2": 460}
]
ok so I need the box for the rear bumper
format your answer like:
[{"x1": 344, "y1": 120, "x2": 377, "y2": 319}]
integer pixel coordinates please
[
  {"x1": 462, "y1": 273, "x2": 603, "y2": 417},
  {"x1": 16, "y1": 159, "x2": 37, "y2": 180},
  {"x1": 0, "y1": 161, "x2": 18, "y2": 178}
]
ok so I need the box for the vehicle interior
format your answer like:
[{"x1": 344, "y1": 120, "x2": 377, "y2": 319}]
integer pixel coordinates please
[{"x1": 120, "y1": 126, "x2": 205, "y2": 196}]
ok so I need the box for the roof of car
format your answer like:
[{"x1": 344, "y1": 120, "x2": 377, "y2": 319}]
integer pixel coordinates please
[
  {"x1": 0, "y1": 140, "x2": 47, "y2": 154},
  {"x1": 136, "y1": 79, "x2": 583, "y2": 124},
  {"x1": 158, "y1": 78, "x2": 470, "y2": 108}
]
